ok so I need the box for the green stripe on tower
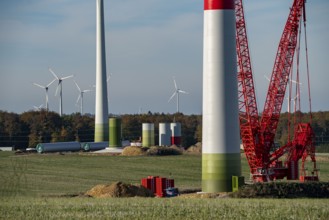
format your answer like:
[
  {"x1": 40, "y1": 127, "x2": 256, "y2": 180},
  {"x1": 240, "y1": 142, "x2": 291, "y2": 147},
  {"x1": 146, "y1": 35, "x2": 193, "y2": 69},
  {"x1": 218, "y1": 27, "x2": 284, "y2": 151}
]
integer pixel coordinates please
[
  {"x1": 202, "y1": 153, "x2": 241, "y2": 192},
  {"x1": 94, "y1": 123, "x2": 109, "y2": 142}
]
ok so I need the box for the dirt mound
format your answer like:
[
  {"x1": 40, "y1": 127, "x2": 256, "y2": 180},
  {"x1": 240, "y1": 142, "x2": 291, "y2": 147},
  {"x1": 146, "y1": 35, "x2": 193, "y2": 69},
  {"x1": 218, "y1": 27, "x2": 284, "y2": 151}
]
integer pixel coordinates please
[
  {"x1": 121, "y1": 146, "x2": 145, "y2": 156},
  {"x1": 85, "y1": 182, "x2": 154, "y2": 198},
  {"x1": 186, "y1": 142, "x2": 202, "y2": 154}
]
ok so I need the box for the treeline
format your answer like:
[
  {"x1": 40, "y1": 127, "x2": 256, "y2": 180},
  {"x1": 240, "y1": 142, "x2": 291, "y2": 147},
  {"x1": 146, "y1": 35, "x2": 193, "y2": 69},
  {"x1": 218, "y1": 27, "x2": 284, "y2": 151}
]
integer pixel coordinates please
[
  {"x1": 0, "y1": 110, "x2": 94, "y2": 148},
  {"x1": 276, "y1": 111, "x2": 329, "y2": 146},
  {"x1": 0, "y1": 110, "x2": 328, "y2": 149},
  {"x1": 0, "y1": 111, "x2": 201, "y2": 148}
]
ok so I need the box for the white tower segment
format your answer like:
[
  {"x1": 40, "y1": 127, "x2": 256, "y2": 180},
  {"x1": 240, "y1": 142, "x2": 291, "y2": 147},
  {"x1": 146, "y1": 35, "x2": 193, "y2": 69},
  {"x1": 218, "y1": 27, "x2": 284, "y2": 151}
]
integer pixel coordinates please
[
  {"x1": 94, "y1": 0, "x2": 109, "y2": 142},
  {"x1": 202, "y1": 0, "x2": 241, "y2": 193}
]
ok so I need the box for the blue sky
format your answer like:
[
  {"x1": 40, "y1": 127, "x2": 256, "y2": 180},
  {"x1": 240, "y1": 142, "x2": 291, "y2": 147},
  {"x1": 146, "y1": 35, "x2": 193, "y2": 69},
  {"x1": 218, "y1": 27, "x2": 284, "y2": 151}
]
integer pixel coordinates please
[{"x1": 0, "y1": 0, "x2": 328, "y2": 115}]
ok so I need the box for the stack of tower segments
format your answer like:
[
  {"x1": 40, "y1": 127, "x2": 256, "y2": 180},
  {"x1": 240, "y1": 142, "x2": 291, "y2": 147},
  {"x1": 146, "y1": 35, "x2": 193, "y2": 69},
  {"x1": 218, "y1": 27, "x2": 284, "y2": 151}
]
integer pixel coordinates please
[
  {"x1": 142, "y1": 123, "x2": 155, "y2": 147},
  {"x1": 109, "y1": 117, "x2": 122, "y2": 148}
]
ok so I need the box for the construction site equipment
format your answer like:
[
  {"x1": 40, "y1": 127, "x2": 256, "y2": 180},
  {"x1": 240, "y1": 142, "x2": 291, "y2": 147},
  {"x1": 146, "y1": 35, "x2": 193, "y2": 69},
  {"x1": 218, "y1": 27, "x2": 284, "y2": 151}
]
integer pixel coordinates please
[{"x1": 235, "y1": 0, "x2": 318, "y2": 182}]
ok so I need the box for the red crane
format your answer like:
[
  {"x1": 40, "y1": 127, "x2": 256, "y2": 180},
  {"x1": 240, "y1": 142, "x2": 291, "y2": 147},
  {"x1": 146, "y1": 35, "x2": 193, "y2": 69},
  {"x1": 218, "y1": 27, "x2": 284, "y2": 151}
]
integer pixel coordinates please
[{"x1": 235, "y1": 0, "x2": 318, "y2": 182}]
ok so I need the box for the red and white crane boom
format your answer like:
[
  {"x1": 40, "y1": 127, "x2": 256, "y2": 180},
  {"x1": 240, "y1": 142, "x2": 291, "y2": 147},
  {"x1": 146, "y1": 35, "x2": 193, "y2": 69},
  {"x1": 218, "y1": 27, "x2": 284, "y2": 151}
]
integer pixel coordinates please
[{"x1": 235, "y1": 0, "x2": 318, "y2": 182}]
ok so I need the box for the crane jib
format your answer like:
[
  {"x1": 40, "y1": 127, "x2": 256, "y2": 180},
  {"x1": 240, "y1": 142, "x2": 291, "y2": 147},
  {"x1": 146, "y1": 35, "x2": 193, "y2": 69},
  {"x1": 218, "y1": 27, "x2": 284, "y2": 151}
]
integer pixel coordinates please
[{"x1": 235, "y1": 0, "x2": 318, "y2": 182}]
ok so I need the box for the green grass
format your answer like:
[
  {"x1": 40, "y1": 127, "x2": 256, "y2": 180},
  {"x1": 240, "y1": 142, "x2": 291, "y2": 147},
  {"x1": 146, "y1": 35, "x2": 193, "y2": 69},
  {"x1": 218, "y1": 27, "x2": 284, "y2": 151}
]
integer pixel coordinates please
[
  {"x1": 0, "y1": 152, "x2": 329, "y2": 219},
  {"x1": 0, "y1": 153, "x2": 203, "y2": 197},
  {"x1": 0, "y1": 197, "x2": 328, "y2": 220}
]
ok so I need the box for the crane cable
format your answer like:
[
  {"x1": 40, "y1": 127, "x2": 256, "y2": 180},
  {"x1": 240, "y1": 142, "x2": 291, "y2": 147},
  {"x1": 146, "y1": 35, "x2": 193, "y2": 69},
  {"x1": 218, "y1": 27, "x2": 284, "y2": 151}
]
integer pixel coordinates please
[{"x1": 303, "y1": 7, "x2": 313, "y2": 124}]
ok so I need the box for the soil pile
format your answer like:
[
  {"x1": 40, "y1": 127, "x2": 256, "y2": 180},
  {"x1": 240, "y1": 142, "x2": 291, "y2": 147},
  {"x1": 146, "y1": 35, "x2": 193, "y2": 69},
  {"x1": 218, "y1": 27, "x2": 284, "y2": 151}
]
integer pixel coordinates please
[
  {"x1": 186, "y1": 142, "x2": 202, "y2": 154},
  {"x1": 85, "y1": 182, "x2": 154, "y2": 198},
  {"x1": 121, "y1": 146, "x2": 145, "y2": 156}
]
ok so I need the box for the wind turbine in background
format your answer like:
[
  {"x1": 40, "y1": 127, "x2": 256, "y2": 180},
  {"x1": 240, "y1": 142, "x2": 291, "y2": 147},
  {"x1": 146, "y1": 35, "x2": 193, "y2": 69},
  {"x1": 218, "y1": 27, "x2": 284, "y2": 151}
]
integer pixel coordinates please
[
  {"x1": 33, "y1": 104, "x2": 44, "y2": 111},
  {"x1": 74, "y1": 80, "x2": 92, "y2": 115},
  {"x1": 264, "y1": 75, "x2": 302, "y2": 113},
  {"x1": 49, "y1": 68, "x2": 74, "y2": 116},
  {"x1": 286, "y1": 94, "x2": 300, "y2": 113},
  {"x1": 33, "y1": 78, "x2": 56, "y2": 111},
  {"x1": 168, "y1": 77, "x2": 188, "y2": 113}
]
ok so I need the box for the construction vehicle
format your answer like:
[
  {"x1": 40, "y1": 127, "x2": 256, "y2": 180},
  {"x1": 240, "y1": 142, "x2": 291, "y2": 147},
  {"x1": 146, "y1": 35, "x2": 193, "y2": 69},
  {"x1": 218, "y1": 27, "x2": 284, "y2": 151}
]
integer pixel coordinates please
[{"x1": 235, "y1": 0, "x2": 318, "y2": 182}]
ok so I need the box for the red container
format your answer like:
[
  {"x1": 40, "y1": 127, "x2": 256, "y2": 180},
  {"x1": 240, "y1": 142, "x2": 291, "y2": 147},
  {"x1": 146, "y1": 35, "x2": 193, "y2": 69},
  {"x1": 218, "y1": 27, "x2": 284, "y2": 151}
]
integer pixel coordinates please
[
  {"x1": 141, "y1": 176, "x2": 175, "y2": 197},
  {"x1": 155, "y1": 177, "x2": 166, "y2": 197},
  {"x1": 141, "y1": 176, "x2": 158, "y2": 193}
]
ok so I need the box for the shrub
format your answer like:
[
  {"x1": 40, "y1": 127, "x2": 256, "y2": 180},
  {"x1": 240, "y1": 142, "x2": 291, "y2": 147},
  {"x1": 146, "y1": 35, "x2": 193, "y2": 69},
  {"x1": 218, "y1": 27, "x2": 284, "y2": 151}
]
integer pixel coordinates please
[
  {"x1": 146, "y1": 146, "x2": 182, "y2": 156},
  {"x1": 231, "y1": 182, "x2": 329, "y2": 198}
]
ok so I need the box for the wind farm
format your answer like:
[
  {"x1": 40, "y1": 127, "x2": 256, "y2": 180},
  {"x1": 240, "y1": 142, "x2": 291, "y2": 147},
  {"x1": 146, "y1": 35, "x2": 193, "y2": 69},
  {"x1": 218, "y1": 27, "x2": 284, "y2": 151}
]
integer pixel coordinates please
[{"x1": 0, "y1": 2, "x2": 329, "y2": 218}]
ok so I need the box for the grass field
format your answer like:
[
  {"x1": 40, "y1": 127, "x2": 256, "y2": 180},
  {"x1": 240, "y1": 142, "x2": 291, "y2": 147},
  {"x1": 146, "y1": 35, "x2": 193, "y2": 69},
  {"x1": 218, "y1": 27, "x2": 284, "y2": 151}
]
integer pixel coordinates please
[{"x1": 0, "y1": 152, "x2": 329, "y2": 219}]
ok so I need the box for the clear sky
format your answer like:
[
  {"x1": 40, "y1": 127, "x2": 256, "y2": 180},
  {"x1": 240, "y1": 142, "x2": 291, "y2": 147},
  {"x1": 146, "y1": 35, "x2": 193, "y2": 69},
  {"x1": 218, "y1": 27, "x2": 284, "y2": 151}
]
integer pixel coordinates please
[{"x1": 0, "y1": 0, "x2": 328, "y2": 115}]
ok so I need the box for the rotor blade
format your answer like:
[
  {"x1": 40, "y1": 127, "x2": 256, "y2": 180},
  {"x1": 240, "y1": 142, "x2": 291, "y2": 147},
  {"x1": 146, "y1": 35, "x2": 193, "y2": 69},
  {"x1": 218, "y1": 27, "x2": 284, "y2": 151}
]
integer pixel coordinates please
[
  {"x1": 168, "y1": 92, "x2": 176, "y2": 103},
  {"x1": 173, "y1": 77, "x2": 177, "y2": 90},
  {"x1": 107, "y1": 74, "x2": 111, "y2": 82},
  {"x1": 74, "y1": 80, "x2": 81, "y2": 92},
  {"x1": 264, "y1": 75, "x2": 270, "y2": 81},
  {"x1": 55, "y1": 83, "x2": 60, "y2": 96},
  {"x1": 83, "y1": 89, "x2": 92, "y2": 93},
  {"x1": 178, "y1": 89, "x2": 188, "y2": 94},
  {"x1": 46, "y1": 78, "x2": 56, "y2": 87},
  {"x1": 76, "y1": 94, "x2": 81, "y2": 104},
  {"x1": 49, "y1": 68, "x2": 59, "y2": 80},
  {"x1": 290, "y1": 79, "x2": 302, "y2": 85},
  {"x1": 61, "y1": 75, "x2": 74, "y2": 80},
  {"x1": 33, "y1": 83, "x2": 45, "y2": 89}
]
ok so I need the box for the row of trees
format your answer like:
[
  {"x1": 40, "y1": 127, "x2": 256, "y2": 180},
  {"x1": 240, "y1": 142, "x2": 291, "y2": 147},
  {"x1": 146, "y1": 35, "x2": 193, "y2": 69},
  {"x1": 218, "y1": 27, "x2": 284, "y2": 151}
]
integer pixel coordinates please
[
  {"x1": 0, "y1": 110, "x2": 328, "y2": 149},
  {"x1": 0, "y1": 111, "x2": 94, "y2": 148}
]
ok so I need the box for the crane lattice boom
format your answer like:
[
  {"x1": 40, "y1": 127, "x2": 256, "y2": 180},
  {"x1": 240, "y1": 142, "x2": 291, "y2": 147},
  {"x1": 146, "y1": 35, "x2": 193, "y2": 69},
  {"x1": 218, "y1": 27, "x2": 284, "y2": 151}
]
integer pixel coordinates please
[{"x1": 235, "y1": 0, "x2": 318, "y2": 182}]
